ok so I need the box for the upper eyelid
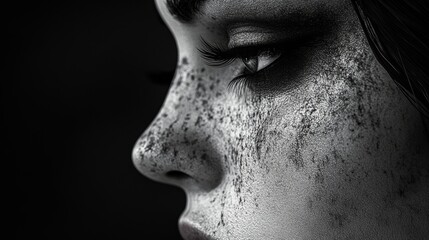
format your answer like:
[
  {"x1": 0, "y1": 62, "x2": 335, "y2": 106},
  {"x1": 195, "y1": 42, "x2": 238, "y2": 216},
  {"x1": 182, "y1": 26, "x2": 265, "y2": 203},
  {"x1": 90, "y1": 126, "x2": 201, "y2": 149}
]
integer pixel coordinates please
[{"x1": 199, "y1": 32, "x2": 322, "y2": 63}]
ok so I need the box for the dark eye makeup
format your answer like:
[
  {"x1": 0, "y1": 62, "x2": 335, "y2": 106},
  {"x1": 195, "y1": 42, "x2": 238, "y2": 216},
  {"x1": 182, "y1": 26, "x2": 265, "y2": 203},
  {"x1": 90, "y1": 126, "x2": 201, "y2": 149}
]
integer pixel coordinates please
[{"x1": 198, "y1": 34, "x2": 322, "y2": 96}]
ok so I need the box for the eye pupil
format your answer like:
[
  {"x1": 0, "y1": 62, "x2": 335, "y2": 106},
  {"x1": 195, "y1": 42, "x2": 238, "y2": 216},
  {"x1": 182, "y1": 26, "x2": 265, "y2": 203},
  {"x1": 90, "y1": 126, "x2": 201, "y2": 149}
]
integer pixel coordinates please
[{"x1": 242, "y1": 57, "x2": 258, "y2": 73}]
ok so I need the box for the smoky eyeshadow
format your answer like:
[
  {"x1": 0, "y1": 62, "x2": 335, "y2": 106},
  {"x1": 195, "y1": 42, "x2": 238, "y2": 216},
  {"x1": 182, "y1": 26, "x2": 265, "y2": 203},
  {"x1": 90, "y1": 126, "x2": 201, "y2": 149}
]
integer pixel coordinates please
[{"x1": 241, "y1": 32, "x2": 327, "y2": 96}]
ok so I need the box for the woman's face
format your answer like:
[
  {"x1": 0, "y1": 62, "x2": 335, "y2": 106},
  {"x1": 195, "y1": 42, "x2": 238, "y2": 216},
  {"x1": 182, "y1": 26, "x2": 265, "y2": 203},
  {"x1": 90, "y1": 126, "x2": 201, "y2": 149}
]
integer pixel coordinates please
[{"x1": 133, "y1": 0, "x2": 429, "y2": 239}]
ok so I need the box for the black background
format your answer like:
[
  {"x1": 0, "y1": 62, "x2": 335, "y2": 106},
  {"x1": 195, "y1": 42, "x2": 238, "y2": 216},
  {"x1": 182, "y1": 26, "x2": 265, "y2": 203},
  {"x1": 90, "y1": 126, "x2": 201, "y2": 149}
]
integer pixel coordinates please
[{"x1": 10, "y1": 1, "x2": 185, "y2": 239}]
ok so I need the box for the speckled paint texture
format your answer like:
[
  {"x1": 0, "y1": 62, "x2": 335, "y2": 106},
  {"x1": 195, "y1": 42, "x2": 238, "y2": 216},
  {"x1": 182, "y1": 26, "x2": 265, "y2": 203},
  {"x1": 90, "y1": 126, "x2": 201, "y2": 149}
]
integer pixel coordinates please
[{"x1": 133, "y1": 0, "x2": 429, "y2": 239}]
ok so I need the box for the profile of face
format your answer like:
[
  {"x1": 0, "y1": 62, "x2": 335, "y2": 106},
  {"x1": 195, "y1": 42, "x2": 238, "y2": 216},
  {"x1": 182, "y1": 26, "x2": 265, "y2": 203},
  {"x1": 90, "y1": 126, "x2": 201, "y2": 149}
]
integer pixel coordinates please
[{"x1": 133, "y1": 0, "x2": 429, "y2": 239}]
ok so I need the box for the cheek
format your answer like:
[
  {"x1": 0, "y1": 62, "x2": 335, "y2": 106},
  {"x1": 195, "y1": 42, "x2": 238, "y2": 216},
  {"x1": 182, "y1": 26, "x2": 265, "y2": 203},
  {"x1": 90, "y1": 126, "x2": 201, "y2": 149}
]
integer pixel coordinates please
[{"x1": 255, "y1": 49, "x2": 425, "y2": 233}]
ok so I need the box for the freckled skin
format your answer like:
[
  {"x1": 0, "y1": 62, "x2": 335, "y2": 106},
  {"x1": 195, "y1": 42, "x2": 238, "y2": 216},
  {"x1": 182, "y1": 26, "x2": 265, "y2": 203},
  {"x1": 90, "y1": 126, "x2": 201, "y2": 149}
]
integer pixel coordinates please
[{"x1": 133, "y1": 0, "x2": 429, "y2": 239}]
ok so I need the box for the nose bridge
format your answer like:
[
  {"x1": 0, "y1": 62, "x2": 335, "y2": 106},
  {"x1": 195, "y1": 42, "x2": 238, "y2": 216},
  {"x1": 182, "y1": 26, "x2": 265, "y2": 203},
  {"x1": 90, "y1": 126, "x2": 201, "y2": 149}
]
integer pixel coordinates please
[{"x1": 132, "y1": 65, "x2": 224, "y2": 192}]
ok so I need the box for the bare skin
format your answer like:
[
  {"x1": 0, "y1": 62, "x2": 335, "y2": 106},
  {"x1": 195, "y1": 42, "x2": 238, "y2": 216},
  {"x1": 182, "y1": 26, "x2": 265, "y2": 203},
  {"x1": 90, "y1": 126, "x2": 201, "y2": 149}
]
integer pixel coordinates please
[{"x1": 133, "y1": 0, "x2": 429, "y2": 239}]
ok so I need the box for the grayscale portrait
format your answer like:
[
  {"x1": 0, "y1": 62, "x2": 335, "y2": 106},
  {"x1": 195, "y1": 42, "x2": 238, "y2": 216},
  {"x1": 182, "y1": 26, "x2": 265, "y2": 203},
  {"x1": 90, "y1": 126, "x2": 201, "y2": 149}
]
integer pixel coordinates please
[{"x1": 132, "y1": 0, "x2": 429, "y2": 239}]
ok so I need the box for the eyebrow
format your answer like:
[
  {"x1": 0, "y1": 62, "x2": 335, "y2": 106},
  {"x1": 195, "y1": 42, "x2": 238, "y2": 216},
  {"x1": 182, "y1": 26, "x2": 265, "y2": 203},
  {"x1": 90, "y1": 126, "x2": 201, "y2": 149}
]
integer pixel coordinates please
[{"x1": 166, "y1": 0, "x2": 206, "y2": 23}]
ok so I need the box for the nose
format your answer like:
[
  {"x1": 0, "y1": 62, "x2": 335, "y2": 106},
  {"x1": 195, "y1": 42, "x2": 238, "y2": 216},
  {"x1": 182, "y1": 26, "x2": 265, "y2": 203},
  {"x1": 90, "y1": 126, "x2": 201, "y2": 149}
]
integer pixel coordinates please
[{"x1": 132, "y1": 109, "x2": 224, "y2": 192}]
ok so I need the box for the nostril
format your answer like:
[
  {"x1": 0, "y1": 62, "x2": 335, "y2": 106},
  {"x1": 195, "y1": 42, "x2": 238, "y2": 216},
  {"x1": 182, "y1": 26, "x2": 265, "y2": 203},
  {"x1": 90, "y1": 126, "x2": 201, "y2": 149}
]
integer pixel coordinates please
[{"x1": 166, "y1": 170, "x2": 190, "y2": 180}]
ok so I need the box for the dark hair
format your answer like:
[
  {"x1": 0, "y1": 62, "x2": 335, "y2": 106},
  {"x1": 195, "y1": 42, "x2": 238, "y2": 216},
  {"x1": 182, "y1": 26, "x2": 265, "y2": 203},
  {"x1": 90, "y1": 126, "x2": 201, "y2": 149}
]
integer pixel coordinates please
[{"x1": 352, "y1": 0, "x2": 429, "y2": 118}]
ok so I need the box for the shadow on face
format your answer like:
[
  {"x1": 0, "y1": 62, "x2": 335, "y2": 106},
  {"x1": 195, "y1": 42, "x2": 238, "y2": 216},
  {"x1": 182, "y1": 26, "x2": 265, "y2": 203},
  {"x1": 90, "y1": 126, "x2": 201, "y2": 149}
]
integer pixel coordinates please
[{"x1": 133, "y1": 0, "x2": 429, "y2": 239}]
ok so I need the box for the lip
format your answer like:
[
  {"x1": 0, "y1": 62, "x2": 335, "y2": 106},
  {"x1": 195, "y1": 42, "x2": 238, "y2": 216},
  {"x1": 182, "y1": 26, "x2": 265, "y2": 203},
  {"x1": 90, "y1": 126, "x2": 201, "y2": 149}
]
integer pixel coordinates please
[{"x1": 178, "y1": 219, "x2": 217, "y2": 240}]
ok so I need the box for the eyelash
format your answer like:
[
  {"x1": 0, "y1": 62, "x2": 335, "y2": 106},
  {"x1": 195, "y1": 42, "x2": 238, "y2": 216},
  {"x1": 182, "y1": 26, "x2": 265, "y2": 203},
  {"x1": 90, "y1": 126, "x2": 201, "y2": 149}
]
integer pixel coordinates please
[
  {"x1": 198, "y1": 38, "x2": 238, "y2": 66},
  {"x1": 198, "y1": 37, "x2": 281, "y2": 67}
]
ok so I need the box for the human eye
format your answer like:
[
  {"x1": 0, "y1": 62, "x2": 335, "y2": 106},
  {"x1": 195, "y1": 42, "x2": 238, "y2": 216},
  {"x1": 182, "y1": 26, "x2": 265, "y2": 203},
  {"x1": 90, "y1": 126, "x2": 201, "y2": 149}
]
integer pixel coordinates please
[
  {"x1": 198, "y1": 34, "x2": 320, "y2": 95},
  {"x1": 198, "y1": 38, "x2": 281, "y2": 74},
  {"x1": 241, "y1": 48, "x2": 282, "y2": 74}
]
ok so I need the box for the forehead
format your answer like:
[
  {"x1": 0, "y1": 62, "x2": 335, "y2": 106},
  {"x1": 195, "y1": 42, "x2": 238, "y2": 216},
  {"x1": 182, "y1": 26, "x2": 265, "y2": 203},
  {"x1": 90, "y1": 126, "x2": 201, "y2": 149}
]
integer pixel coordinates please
[{"x1": 158, "y1": 0, "x2": 346, "y2": 23}]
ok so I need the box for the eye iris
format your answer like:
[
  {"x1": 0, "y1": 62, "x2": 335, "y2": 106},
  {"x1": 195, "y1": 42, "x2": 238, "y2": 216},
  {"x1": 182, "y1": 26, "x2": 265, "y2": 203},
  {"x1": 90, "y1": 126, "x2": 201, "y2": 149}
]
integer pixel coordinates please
[{"x1": 242, "y1": 57, "x2": 258, "y2": 73}]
